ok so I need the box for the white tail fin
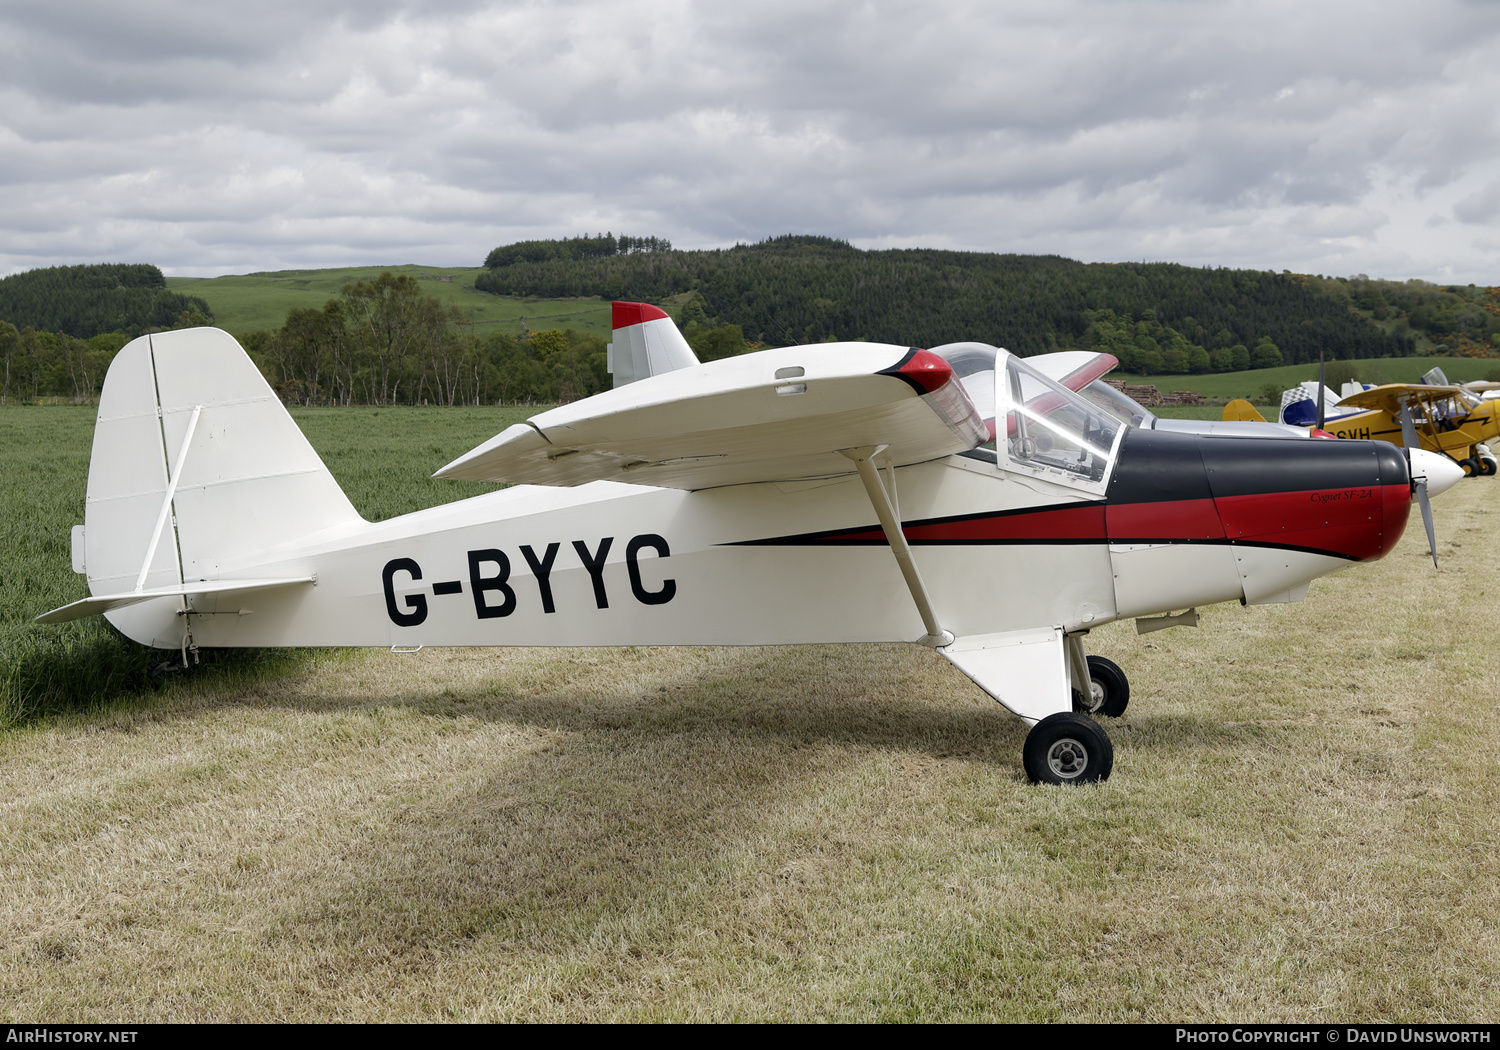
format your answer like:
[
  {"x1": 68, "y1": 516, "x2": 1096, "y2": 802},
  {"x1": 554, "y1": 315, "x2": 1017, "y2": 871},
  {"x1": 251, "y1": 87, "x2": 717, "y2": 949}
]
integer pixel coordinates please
[
  {"x1": 79, "y1": 328, "x2": 361, "y2": 645},
  {"x1": 606, "y1": 301, "x2": 699, "y2": 387}
]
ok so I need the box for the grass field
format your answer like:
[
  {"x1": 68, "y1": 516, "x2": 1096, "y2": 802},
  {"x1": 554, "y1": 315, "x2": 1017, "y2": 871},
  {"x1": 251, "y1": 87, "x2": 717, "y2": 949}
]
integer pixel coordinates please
[
  {"x1": 3, "y1": 405, "x2": 1500, "y2": 1021},
  {"x1": 166, "y1": 266, "x2": 617, "y2": 340}
]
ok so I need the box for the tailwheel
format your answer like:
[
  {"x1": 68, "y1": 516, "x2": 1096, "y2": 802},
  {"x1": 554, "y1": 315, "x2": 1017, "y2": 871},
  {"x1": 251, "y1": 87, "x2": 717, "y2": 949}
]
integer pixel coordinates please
[
  {"x1": 1023, "y1": 712, "x2": 1114, "y2": 785},
  {"x1": 1074, "y1": 655, "x2": 1130, "y2": 717}
]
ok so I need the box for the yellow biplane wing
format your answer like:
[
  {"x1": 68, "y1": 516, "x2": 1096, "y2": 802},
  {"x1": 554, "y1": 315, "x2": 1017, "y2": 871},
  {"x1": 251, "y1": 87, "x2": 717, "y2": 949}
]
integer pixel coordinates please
[{"x1": 1335, "y1": 383, "x2": 1466, "y2": 412}]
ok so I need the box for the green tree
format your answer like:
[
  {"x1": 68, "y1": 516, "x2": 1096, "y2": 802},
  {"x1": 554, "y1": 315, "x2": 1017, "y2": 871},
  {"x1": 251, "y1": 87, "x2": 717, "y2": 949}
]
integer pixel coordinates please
[
  {"x1": 341, "y1": 273, "x2": 443, "y2": 404},
  {"x1": 529, "y1": 329, "x2": 569, "y2": 357},
  {"x1": 687, "y1": 324, "x2": 747, "y2": 362},
  {"x1": 1322, "y1": 360, "x2": 1360, "y2": 390},
  {"x1": 1250, "y1": 339, "x2": 1282, "y2": 369},
  {"x1": 0, "y1": 321, "x2": 17, "y2": 403}
]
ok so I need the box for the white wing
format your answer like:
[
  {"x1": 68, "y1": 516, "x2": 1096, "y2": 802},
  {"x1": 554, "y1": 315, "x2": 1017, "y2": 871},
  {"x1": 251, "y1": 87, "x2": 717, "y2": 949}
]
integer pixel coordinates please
[{"x1": 436, "y1": 343, "x2": 986, "y2": 490}]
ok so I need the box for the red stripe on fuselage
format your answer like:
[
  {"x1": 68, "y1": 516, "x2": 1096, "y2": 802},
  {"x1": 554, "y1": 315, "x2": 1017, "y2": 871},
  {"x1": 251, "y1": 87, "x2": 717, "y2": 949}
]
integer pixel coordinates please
[
  {"x1": 1105, "y1": 498, "x2": 1224, "y2": 542},
  {"x1": 907, "y1": 504, "x2": 1106, "y2": 542},
  {"x1": 808, "y1": 503, "x2": 1107, "y2": 544},
  {"x1": 740, "y1": 485, "x2": 1407, "y2": 560}
]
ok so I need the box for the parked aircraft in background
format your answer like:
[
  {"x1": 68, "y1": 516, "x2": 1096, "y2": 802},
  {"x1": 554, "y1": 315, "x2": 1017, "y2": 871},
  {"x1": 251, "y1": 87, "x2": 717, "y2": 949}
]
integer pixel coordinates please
[
  {"x1": 1221, "y1": 378, "x2": 1499, "y2": 513},
  {"x1": 38, "y1": 307, "x2": 1456, "y2": 784}
]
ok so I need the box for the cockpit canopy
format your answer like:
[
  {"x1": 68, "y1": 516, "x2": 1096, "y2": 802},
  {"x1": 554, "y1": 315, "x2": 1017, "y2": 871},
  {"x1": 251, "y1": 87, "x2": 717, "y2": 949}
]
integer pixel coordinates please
[{"x1": 934, "y1": 343, "x2": 1121, "y2": 485}]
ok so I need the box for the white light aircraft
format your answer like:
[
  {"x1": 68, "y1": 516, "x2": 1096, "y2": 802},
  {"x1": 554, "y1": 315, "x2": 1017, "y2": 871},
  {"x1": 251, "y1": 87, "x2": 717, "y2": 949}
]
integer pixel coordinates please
[{"x1": 39, "y1": 305, "x2": 1444, "y2": 784}]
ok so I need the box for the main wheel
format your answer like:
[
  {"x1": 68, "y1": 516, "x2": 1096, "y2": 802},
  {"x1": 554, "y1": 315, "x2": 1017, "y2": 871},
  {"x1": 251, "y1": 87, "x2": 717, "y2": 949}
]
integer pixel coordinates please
[
  {"x1": 1460, "y1": 457, "x2": 1479, "y2": 477},
  {"x1": 1482, "y1": 457, "x2": 1498, "y2": 477},
  {"x1": 1023, "y1": 712, "x2": 1114, "y2": 785},
  {"x1": 1074, "y1": 655, "x2": 1130, "y2": 717}
]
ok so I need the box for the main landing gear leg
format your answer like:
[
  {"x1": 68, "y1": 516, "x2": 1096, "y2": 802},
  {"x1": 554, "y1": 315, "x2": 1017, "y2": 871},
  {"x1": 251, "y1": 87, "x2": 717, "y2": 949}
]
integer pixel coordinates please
[
  {"x1": 941, "y1": 628, "x2": 1116, "y2": 784},
  {"x1": 1067, "y1": 632, "x2": 1131, "y2": 717}
]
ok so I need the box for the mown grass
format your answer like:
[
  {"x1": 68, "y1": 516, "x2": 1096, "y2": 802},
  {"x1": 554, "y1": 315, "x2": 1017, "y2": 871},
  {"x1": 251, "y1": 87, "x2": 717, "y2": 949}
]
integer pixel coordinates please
[
  {"x1": 166, "y1": 265, "x2": 614, "y2": 339},
  {"x1": 2, "y1": 404, "x2": 1499, "y2": 1020},
  {"x1": 0, "y1": 405, "x2": 532, "y2": 727}
]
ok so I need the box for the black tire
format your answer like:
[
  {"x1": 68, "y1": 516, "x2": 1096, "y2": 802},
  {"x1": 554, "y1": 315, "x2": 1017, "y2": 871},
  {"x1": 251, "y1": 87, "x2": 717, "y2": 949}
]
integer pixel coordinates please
[
  {"x1": 1482, "y1": 457, "x2": 1498, "y2": 477},
  {"x1": 1075, "y1": 655, "x2": 1130, "y2": 717},
  {"x1": 1023, "y1": 712, "x2": 1114, "y2": 785},
  {"x1": 1460, "y1": 457, "x2": 1479, "y2": 477}
]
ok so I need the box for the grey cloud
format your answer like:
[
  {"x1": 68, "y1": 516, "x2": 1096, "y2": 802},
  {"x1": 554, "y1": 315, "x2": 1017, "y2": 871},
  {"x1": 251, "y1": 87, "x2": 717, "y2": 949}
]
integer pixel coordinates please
[
  {"x1": 1455, "y1": 181, "x2": 1500, "y2": 225},
  {"x1": 1, "y1": 0, "x2": 1497, "y2": 280}
]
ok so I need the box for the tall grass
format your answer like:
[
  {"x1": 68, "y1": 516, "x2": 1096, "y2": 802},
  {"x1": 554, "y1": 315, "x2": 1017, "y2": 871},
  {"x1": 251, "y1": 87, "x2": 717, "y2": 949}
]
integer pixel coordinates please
[{"x1": 0, "y1": 404, "x2": 534, "y2": 727}]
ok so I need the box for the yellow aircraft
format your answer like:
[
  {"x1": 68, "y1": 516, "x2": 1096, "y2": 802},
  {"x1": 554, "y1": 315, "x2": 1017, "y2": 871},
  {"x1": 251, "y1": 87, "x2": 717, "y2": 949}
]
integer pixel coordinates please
[{"x1": 1224, "y1": 382, "x2": 1500, "y2": 477}]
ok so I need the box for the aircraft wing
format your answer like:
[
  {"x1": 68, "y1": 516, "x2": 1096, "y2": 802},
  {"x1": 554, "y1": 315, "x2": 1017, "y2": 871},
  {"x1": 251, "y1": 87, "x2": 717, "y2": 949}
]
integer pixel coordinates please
[
  {"x1": 1336, "y1": 383, "x2": 1463, "y2": 412},
  {"x1": 1026, "y1": 351, "x2": 1120, "y2": 392},
  {"x1": 436, "y1": 343, "x2": 986, "y2": 490}
]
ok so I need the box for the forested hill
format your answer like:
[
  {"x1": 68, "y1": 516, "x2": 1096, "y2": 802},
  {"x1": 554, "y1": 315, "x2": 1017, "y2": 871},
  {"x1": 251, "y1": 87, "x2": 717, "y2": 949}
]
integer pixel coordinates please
[
  {"x1": 0, "y1": 263, "x2": 212, "y2": 338},
  {"x1": 475, "y1": 235, "x2": 1414, "y2": 367}
]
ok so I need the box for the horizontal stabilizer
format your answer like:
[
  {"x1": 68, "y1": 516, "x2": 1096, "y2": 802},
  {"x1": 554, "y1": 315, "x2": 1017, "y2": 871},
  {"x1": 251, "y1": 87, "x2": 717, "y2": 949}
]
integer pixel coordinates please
[{"x1": 36, "y1": 577, "x2": 315, "y2": 624}]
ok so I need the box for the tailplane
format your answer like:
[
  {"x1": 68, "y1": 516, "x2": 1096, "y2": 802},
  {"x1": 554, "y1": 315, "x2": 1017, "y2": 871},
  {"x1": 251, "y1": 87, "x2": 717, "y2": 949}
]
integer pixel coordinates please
[{"x1": 1222, "y1": 398, "x2": 1267, "y2": 423}]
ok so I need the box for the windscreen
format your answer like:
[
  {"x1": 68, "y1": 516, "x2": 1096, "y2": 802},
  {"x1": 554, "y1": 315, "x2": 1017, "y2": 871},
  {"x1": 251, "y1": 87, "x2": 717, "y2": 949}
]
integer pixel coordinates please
[{"x1": 1002, "y1": 354, "x2": 1121, "y2": 483}]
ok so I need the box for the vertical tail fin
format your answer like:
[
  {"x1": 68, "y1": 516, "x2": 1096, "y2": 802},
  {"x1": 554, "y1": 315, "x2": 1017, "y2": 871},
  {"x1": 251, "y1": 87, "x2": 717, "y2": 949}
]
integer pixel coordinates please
[
  {"x1": 606, "y1": 301, "x2": 699, "y2": 387},
  {"x1": 82, "y1": 328, "x2": 361, "y2": 645}
]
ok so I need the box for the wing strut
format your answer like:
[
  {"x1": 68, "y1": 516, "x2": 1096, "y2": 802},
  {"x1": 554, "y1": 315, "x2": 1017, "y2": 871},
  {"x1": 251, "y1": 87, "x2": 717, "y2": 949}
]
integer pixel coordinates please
[{"x1": 838, "y1": 445, "x2": 954, "y2": 648}]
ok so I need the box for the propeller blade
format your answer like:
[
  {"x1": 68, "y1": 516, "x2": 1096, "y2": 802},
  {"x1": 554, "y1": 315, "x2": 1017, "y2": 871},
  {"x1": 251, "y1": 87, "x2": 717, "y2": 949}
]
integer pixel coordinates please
[
  {"x1": 1316, "y1": 351, "x2": 1326, "y2": 431},
  {"x1": 1416, "y1": 477, "x2": 1438, "y2": 568},
  {"x1": 1398, "y1": 397, "x2": 1420, "y2": 450},
  {"x1": 1402, "y1": 398, "x2": 1439, "y2": 565}
]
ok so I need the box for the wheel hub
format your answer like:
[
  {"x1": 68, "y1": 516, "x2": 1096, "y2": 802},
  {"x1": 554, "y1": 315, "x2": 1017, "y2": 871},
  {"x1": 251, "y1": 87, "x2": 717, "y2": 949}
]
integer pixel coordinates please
[{"x1": 1046, "y1": 737, "x2": 1090, "y2": 779}]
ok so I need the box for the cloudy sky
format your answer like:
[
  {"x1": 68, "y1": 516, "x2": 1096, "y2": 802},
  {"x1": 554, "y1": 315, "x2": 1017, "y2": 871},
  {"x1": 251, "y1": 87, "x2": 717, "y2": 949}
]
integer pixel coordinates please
[{"x1": 2, "y1": 0, "x2": 1497, "y2": 281}]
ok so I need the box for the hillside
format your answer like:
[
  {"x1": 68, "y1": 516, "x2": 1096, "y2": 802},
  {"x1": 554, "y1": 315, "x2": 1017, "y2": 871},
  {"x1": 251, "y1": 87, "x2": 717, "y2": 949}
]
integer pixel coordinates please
[
  {"x1": 474, "y1": 235, "x2": 1417, "y2": 367},
  {"x1": 1296, "y1": 273, "x2": 1500, "y2": 358},
  {"x1": 166, "y1": 266, "x2": 615, "y2": 340}
]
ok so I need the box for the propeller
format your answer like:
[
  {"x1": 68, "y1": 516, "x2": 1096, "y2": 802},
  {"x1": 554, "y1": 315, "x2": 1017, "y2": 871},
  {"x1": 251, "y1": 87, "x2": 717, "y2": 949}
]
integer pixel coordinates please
[
  {"x1": 1398, "y1": 395, "x2": 1439, "y2": 567},
  {"x1": 1315, "y1": 351, "x2": 1326, "y2": 432}
]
